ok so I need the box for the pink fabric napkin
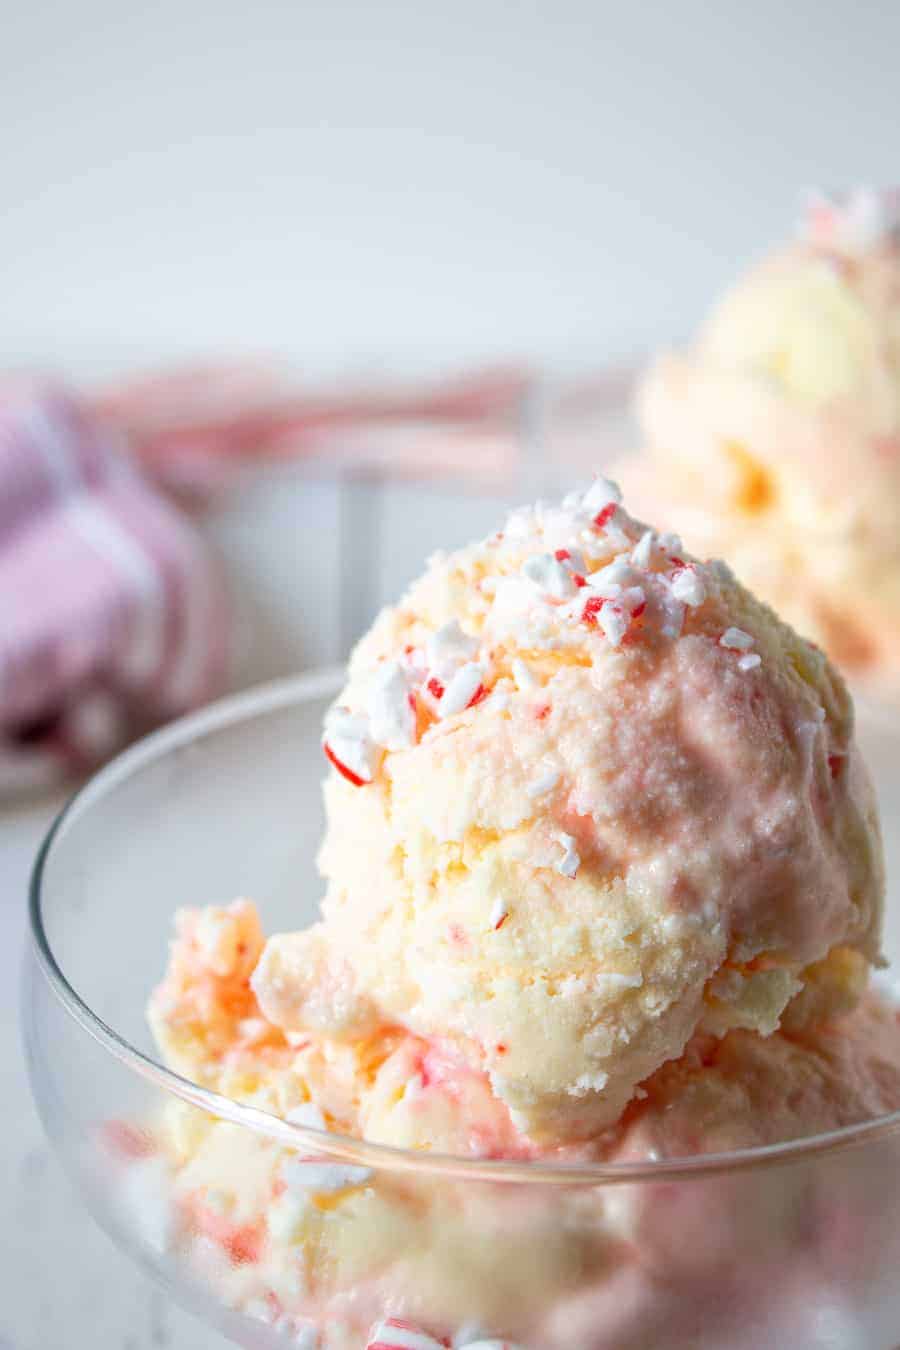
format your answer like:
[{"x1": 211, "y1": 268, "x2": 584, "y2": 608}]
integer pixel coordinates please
[
  {"x1": 0, "y1": 378, "x2": 228, "y2": 794},
  {"x1": 0, "y1": 362, "x2": 531, "y2": 794}
]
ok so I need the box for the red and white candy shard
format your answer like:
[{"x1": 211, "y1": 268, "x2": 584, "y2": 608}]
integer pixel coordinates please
[
  {"x1": 521, "y1": 552, "x2": 578, "y2": 600},
  {"x1": 631, "y1": 529, "x2": 655, "y2": 568},
  {"x1": 582, "y1": 476, "x2": 622, "y2": 514},
  {"x1": 366, "y1": 1319, "x2": 450, "y2": 1350},
  {"x1": 585, "y1": 557, "x2": 639, "y2": 595},
  {"x1": 368, "y1": 660, "x2": 416, "y2": 750},
  {"x1": 720, "y1": 626, "x2": 755, "y2": 652},
  {"x1": 438, "y1": 662, "x2": 486, "y2": 718},
  {"x1": 323, "y1": 707, "x2": 378, "y2": 786},
  {"x1": 427, "y1": 620, "x2": 479, "y2": 679},
  {"x1": 553, "y1": 830, "x2": 580, "y2": 879},
  {"x1": 670, "y1": 565, "x2": 707, "y2": 608}
]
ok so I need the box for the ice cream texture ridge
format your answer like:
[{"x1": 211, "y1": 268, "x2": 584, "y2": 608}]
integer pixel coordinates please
[
  {"x1": 138, "y1": 476, "x2": 900, "y2": 1347},
  {"x1": 623, "y1": 186, "x2": 900, "y2": 689}
]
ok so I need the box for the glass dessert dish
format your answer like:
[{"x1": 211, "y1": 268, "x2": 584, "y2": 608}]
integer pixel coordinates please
[{"x1": 23, "y1": 667, "x2": 900, "y2": 1350}]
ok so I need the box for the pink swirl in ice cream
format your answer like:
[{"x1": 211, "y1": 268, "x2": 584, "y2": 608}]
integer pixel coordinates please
[{"x1": 624, "y1": 188, "x2": 900, "y2": 689}]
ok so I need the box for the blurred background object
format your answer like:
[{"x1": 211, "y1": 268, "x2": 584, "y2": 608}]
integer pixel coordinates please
[{"x1": 4, "y1": 0, "x2": 900, "y2": 1346}]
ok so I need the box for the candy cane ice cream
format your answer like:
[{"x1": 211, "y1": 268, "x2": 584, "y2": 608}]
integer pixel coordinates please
[
  {"x1": 623, "y1": 188, "x2": 900, "y2": 694},
  {"x1": 254, "y1": 477, "x2": 883, "y2": 1143},
  {"x1": 142, "y1": 479, "x2": 900, "y2": 1348}
]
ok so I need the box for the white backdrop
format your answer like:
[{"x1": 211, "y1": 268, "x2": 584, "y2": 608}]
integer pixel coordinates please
[{"x1": 3, "y1": 0, "x2": 898, "y2": 384}]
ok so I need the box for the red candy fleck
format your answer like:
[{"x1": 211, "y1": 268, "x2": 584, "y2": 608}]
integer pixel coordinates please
[
  {"x1": 536, "y1": 703, "x2": 551, "y2": 720},
  {"x1": 582, "y1": 595, "x2": 605, "y2": 627},
  {"x1": 632, "y1": 601, "x2": 646, "y2": 618},
  {"x1": 668, "y1": 555, "x2": 686, "y2": 568},
  {"x1": 593, "y1": 503, "x2": 617, "y2": 530},
  {"x1": 323, "y1": 741, "x2": 367, "y2": 787},
  {"x1": 828, "y1": 754, "x2": 844, "y2": 779},
  {"x1": 449, "y1": 922, "x2": 469, "y2": 948},
  {"x1": 555, "y1": 548, "x2": 571, "y2": 561},
  {"x1": 496, "y1": 1042, "x2": 508, "y2": 1055},
  {"x1": 427, "y1": 676, "x2": 445, "y2": 700},
  {"x1": 467, "y1": 682, "x2": 489, "y2": 709},
  {"x1": 494, "y1": 911, "x2": 508, "y2": 931},
  {"x1": 573, "y1": 573, "x2": 587, "y2": 588},
  {"x1": 408, "y1": 692, "x2": 417, "y2": 712}
]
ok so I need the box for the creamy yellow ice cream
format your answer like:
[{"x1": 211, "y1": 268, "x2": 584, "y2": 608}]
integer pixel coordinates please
[
  {"x1": 625, "y1": 188, "x2": 900, "y2": 687},
  {"x1": 250, "y1": 480, "x2": 882, "y2": 1144}
]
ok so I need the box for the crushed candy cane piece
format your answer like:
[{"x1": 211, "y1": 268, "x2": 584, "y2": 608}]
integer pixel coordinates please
[
  {"x1": 490, "y1": 897, "x2": 509, "y2": 930},
  {"x1": 427, "y1": 620, "x2": 479, "y2": 677},
  {"x1": 323, "y1": 707, "x2": 378, "y2": 785},
  {"x1": 521, "y1": 553, "x2": 577, "y2": 600},
  {"x1": 281, "y1": 1158, "x2": 372, "y2": 1195},
  {"x1": 592, "y1": 502, "x2": 617, "y2": 530},
  {"x1": 368, "y1": 661, "x2": 416, "y2": 750},
  {"x1": 439, "y1": 663, "x2": 487, "y2": 717},
  {"x1": 367, "y1": 1320, "x2": 450, "y2": 1350},
  {"x1": 324, "y1": 741, "x2": 369, "y2": 787},
  {"x1": 527, "y1": 768, "x2": 560, "y2": 798},
  {"x1": 670, "y1": 566, "x2": 707, "y2": 608},
  {"x1": 598, "y1": 604, "x2": 629, "y2": 647},
  {"x1": 553, "y1": 830, "x2": 580, "y2": 878},
  {"x1": 738, "y1": 653, "x2": 762, "y2": 672},
  {"x1": 582, "y1": 476, "x2": 622, "y2": 512},
  {"x1": 631, "y1": 529, "x2": 655, "y2": 568},
  {"x1": 587, "y1": 557, "x2": 638, "y2": 594},
  {"x1": 658, "y1": 531, "x2": 683, "y2": 555},
  {"x1": 658, "y1": 591, "x2": 685, "y2": 639},
  {"x1": 555, "y1": 546, "x2": 587, "y2": 575},
  {"x1": 720, "y1": 627, "x2": 755, "y2": 651}
]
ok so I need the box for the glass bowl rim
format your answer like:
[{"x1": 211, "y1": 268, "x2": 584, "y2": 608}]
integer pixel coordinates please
[{"x1": 28, "y1": 668, "x2": 900, "y2": 1187}]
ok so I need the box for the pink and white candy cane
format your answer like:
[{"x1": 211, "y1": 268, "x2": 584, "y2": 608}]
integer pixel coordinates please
[{"x1": 366, "y1": 1319, "x2": 451, "y2": 1350}]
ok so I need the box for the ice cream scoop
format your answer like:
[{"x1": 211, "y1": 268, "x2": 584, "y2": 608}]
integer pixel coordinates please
[
  {"x1": 251, "y1": 480, "x2": 884, "y2": 1143},
  {"x1": 146, "y1": 906, "x2": 900, "y2": 1349},
  {"x1": 624, "y1": 188, "x2": 900, "y2": 689}
]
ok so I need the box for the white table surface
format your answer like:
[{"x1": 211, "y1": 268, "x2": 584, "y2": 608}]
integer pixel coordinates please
[{"x1": 2, "y1": 793, "x2": 230, "y2": 1350}]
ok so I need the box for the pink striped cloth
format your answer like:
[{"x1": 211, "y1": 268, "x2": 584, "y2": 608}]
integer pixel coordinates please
[
  {"x1": 0, "y1": 362, "x2": 530, "y2": 795},
  {"x1": 0, "y1": 378, "x2": 228, "y2": 794}
]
